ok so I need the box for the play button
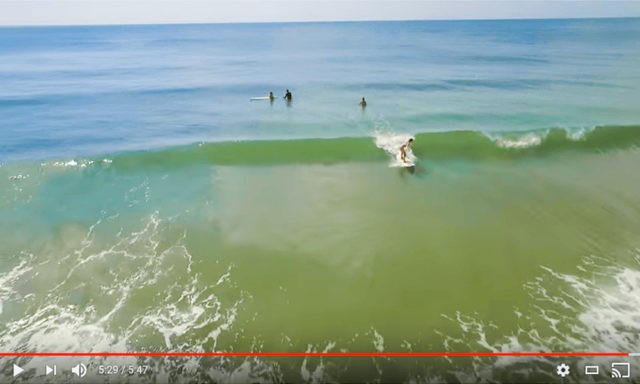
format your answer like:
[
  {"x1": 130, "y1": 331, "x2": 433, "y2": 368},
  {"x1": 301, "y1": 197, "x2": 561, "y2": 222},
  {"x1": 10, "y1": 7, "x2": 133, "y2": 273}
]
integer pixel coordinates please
[{"x1": 13, "y1": 364, "x2": 24, "y2": 377}]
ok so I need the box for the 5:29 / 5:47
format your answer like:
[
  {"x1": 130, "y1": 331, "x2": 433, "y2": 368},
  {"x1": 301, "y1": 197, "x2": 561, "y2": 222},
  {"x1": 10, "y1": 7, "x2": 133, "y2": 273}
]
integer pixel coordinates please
[{"x1": 98, "y1": 365, "x2": 151, "y2": 375}]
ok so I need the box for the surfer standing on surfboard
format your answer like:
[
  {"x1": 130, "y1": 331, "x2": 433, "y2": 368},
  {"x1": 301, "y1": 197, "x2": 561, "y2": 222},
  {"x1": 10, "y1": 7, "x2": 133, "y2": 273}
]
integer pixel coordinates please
[{"x1": 400, "y1": 138, "x2": 414, "y2": 163}]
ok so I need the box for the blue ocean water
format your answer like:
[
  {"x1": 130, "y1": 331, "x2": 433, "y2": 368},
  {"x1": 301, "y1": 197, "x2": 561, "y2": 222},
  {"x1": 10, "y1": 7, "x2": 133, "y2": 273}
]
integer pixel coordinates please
[
  {"x1": 2, "y1": 19, "x2": 640, "y2": 383},
  {"x1": 1, "y1": 18, "x2": 639, "y2": 163}
]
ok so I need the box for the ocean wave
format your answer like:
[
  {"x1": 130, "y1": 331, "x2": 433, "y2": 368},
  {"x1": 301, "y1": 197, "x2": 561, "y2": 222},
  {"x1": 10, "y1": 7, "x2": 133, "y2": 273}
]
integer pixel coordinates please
[
  {"x1": 8, "y1": 124, "x2": 634, "y2": 173},
  {"x1": 77, "y1": 124, "x2": 632, "y2": 170},
  {"x1": 0, "y1": 213, "x2": 247, "y2": 382},
  {"x1": 345, "y1": 78, "x2": 627, "y2": 93},
  {"x1": 437, "y1": 254, "x2": 640, "y2": 383}
]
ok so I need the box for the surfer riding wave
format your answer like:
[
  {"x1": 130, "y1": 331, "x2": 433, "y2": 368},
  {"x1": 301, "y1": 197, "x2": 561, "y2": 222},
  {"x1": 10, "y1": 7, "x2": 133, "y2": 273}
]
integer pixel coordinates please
[{"x1": 374, "y1": 132, "x2": 417, "y2": 167}]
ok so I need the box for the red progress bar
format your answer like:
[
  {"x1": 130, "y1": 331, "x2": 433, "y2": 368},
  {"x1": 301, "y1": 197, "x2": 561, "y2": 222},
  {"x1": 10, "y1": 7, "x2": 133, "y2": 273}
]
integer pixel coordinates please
[{"x1": 0, "y1": 352, "x2": 629, "y2": 357}]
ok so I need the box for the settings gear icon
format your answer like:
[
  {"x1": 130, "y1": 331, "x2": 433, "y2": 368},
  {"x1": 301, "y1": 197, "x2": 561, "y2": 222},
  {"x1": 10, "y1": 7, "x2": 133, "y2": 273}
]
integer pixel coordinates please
[{"x1": 556, "y1": 363, "x2": 570, "y2": 377}]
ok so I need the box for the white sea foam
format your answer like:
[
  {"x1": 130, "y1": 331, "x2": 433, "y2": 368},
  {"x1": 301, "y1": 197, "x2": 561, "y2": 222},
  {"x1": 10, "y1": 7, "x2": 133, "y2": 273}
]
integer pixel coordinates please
[
  {"x1": 489, "y1": 126, "x2": 595, "y2": 150},
  {"x1": 374, "y1": 131, "x2": 417, "y2": 167},
  {"x1": 372, "y1": 328, "x2": 385, "y2": 352},
  {"x1": 8, "y1": 174, "x2": 29, "y2": 181},
  {"x1": 299, "y1": 342, "x2": 342, "y2": 384},
  {"x1": 0, "y1": 213, "x2": 245, "y2": 383},
  {"x1": 567, "y1": 127, "x2": 590, "y2": 141},
  {"x1": 494, "y1": 132, "x2": 544, "y2": 149},
  {"x1": 45, "y1": 159, "x2": 98, "y2": 168},
  {"x1": 576, "y1": 268, "x2": 640, "y2": 351},
  {"x1": 438, "y1": 254, "x2": 640, "y2": 382}
]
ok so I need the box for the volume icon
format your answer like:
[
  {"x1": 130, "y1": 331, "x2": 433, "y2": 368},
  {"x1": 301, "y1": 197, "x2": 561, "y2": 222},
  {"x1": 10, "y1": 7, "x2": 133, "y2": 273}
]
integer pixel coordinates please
[{"x1": 71, "y1": 363, "x2": 87, "y2": 378}]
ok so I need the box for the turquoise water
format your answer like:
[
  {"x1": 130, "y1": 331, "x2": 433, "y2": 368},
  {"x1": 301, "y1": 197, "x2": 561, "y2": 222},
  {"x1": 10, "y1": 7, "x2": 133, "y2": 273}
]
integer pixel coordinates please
[
  {"x1": 1, "y1": 18, "x2": 640, "y2": 383},
  {"x1": 1, "y1": 18, "x2": 640, "y2": 161}
]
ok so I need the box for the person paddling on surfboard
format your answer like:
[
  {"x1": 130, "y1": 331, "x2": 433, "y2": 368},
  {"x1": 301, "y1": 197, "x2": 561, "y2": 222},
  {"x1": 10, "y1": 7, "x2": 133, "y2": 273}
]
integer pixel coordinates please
[{"x1": 400, "y1": 138, "x2": 414, "y2": 164}]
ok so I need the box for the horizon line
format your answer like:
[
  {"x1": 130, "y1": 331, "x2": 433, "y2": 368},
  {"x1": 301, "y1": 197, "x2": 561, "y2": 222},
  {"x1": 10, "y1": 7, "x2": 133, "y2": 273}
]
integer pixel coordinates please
[{"x1": 1, "y1": 15, "x2": 639, "y2": 28}]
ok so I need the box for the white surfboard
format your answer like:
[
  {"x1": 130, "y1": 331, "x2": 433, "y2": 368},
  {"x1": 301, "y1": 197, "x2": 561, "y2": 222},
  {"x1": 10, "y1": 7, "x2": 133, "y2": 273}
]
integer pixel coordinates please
[
  {"x1": 250, "y1": 96, "x2": 277, "y2": 101},
  {"x1": 391, "y1": 155, "x2": 416, "y2": 168}
]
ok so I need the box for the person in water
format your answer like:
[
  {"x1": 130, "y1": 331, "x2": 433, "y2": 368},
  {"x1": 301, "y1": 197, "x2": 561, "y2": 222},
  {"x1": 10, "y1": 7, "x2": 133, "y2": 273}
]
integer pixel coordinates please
[
  {"x1": 359, "y1": 97, "x2": 367, "y2": 108},
  {"x1": 400, "y1": 138, "x2": 414, "y2": 163},
  {"x1": 284, "y1": 89, "x2": 292, "y2": 102},
  {"x1": 269, "y1": 91, "x2": 275, "y2": 100}
]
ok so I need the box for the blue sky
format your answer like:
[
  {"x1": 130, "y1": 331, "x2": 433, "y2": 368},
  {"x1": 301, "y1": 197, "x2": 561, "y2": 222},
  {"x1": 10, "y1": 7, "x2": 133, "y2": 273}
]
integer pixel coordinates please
[{"x1": 1, "y1": 0, "x2": 639, "y2": 26}]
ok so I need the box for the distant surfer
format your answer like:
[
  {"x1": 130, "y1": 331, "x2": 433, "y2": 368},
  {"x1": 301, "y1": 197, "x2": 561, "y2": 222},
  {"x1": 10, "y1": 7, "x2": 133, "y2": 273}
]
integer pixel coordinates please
[
  {"x1": 359, "y1": 97, "x2": 367, "y2": 108},
  {"x1": 400, "y1": 138, "x2": 414, "y2": 164},
  {"x1": 269, "y1": 91, "x2": 275, "y2": 100},
  {"x1": 284, "y1": 89, "x2": 292, "y2": 102}
]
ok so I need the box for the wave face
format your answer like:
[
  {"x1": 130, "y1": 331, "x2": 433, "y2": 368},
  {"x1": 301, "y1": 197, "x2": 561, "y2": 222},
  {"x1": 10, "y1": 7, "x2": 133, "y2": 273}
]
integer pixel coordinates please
[
  {"x1": 94, "y1": 124, "x2": 640, "y2": 169},
  {"x1": 3, "y1": 128, "x2": 640, "y2": 382}
]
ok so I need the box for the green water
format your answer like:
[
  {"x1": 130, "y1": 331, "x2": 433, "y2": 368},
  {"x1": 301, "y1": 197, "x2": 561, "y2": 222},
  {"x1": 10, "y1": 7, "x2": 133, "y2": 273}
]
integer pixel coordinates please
[
  {"x1": 2, "y1": 138, "x2": 639, "y2": 382},
  {"x1": 107, "y1": 125, "x2": 640, "y2": 168},
  {"x1": 202, "y1": 150, "x2": 640, "y2": 344}
]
